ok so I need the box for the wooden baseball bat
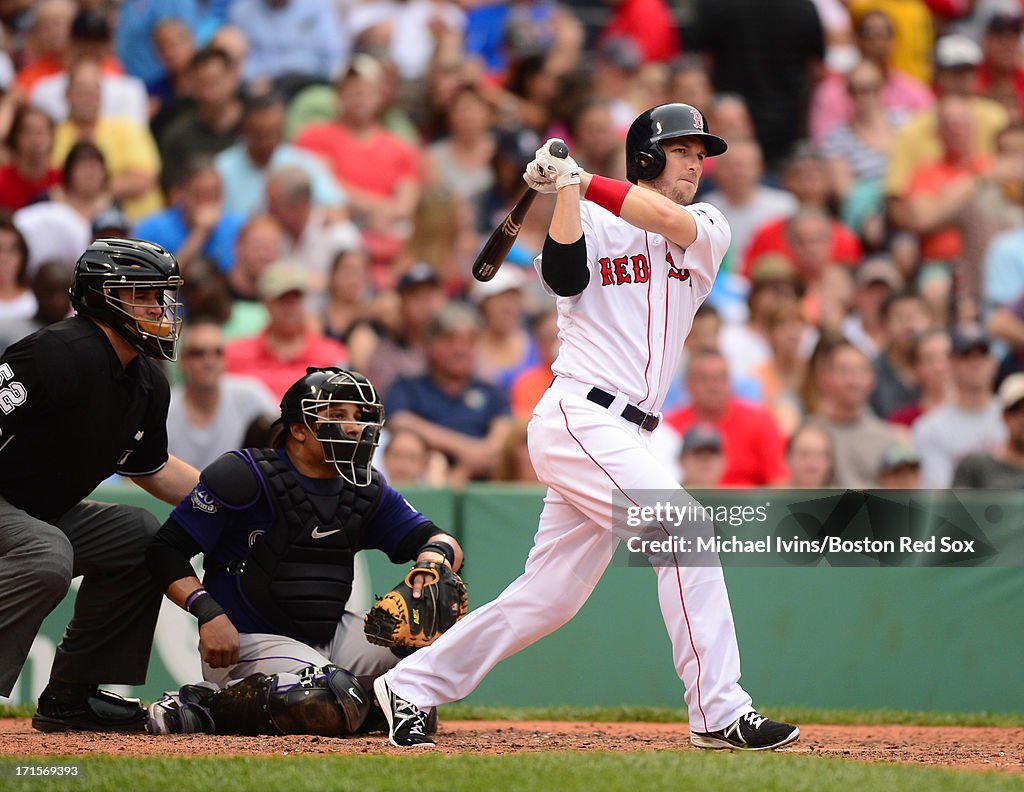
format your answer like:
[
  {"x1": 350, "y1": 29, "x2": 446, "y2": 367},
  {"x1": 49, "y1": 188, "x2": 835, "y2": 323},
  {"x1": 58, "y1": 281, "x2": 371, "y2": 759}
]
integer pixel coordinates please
[{"x1": 472, "y1": 140, "x2": 569, "y2": 282}]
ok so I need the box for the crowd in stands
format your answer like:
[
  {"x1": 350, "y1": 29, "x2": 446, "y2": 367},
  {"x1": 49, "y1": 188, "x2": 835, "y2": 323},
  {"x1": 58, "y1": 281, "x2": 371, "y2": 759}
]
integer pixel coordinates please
[{"x1": 3, "y1": 0, "x2": 1024, "y2": 490}]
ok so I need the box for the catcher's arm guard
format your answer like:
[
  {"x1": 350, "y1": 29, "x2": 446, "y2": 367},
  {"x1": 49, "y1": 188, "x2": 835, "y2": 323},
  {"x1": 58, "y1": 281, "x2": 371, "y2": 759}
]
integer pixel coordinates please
[{"x1": 363, "y1": 560, "x2": 468, "y2": 655}]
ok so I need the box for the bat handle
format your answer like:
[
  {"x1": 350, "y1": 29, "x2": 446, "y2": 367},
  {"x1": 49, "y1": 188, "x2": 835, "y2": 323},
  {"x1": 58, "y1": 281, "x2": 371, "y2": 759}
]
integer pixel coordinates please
[{"x1": 548, "y1": 141, "x2": 569, "y2": 159}]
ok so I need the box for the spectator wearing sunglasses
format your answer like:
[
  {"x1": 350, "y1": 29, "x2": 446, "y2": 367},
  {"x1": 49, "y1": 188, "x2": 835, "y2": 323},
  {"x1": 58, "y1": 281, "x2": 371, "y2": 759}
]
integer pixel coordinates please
[{"x1": 166, "y1": 318, "x2": 278, "y2": 469}]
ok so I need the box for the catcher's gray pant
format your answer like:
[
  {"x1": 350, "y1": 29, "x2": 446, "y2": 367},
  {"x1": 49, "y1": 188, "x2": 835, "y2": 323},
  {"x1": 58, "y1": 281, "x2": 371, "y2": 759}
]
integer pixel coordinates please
[
  {"x1": 201, "y1": 611, "x2": 399, "y2": 692},
  {"x1": 0, "y1": 495, "x2": 163, "y2": 698}
]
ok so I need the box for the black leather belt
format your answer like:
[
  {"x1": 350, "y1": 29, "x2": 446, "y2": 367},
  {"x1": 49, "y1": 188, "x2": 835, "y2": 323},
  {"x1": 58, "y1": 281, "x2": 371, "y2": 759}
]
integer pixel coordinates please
[{"x1": 586, "y1": 387, "x2": 661, "y2": 432}]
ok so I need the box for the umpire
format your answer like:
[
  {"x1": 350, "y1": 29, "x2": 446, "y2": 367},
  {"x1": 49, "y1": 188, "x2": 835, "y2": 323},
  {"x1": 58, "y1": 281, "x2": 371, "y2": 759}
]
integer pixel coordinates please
[{"x1": 0, "y1": 239, "x2": 200, "y2": 732}]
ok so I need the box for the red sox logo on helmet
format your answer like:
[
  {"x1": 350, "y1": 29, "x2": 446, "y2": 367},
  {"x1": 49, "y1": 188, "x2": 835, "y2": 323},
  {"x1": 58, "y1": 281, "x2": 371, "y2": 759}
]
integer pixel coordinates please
[{"x1": 691, "y1": 108, "x2": 704, "y2": 131}]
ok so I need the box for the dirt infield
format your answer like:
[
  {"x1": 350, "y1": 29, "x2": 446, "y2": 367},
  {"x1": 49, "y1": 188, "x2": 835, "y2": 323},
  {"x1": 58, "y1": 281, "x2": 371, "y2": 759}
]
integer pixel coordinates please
[{"x1": 1, "y1": 719, "x2": 1021, "y2": 774}]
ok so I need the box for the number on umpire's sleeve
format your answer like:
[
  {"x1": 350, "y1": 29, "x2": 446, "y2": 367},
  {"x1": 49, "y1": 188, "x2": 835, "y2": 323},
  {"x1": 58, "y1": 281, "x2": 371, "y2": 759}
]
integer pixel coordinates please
[{"x1": 0, "y1": 363, "x2": 27, "y2": 415}]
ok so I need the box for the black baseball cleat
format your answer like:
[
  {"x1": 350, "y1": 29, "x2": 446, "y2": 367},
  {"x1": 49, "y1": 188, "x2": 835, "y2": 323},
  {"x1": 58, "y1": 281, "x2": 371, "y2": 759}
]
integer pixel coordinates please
[
  {"x1": 32, "y1": 684, "x2": 148, "y2": 733},
  {"x1": 690, "y1": 710, "x2": 800, "y2": 751},
  {"x1": 372, "y1": 676, "x2": 436, "y2": 748}
]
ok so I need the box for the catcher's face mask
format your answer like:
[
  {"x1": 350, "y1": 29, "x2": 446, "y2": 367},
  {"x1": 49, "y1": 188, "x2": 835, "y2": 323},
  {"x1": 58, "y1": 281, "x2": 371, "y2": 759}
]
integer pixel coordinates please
[{"x1": 300, "y1": 371, "x2": 384, "y2": 486}]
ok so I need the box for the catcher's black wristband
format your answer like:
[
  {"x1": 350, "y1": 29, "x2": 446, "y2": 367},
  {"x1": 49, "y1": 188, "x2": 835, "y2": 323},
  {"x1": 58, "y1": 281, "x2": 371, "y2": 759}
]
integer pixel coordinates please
[
  {"x1": 186, "y1": 588, "x2": 226, "y2": 626},
  {"x1": 417, "y1": 541, "x2": 455, "y2": 567}
]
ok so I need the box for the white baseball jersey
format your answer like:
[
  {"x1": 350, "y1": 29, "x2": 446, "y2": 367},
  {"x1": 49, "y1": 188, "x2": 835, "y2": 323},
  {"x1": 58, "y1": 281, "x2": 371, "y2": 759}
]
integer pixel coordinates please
[
  {"x1": 385, "y1": 193, "x2": 754, "y2": 734},
  {"x1": 537, "y1": 200, "x2": 731, "y2": 413}
]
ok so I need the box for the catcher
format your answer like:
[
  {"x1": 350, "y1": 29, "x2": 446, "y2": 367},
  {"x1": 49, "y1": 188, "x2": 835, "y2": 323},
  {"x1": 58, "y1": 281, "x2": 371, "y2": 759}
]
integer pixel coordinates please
[{"x1": 144, "y1": 367, "x2": 466, "y2": 736}]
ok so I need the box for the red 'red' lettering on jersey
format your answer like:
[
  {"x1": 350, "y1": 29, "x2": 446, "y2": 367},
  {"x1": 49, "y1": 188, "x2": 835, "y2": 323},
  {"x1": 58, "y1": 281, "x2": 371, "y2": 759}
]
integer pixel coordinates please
[
  {"x1": 613, "y1": 256, "x2": 630, "y2": 283},
  {"x1": 631, "y1": 254, "x2": 650, "y2": 283},
  {"x1": 599, "y1": 253, "x2": 670, "y2": 286}
]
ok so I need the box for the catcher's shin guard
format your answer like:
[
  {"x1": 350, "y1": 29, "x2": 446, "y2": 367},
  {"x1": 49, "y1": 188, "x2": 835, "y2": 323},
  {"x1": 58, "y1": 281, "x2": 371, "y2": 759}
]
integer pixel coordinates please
[
  {"x1": 147, "y1": 684, "x2": 218, "y2": 735},
  {"x1": 207, "y1": 666, "x2": 370, "y2": 736}
]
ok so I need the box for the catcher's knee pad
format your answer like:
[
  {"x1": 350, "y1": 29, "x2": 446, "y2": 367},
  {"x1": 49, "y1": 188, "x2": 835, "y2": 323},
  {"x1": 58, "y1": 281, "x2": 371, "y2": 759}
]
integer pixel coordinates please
[{"x1": 208, "y1": 666, "x2": 370, "y2": 736}]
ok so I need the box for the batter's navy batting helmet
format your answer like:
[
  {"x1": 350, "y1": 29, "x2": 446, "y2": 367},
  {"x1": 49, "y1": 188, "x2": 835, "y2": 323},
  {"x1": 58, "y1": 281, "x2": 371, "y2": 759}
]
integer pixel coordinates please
[
  {"x1": 625, "y1": 103, "x2": 728, "y2": 184},
  {"x1": 70, "y1": 238, "x2": 184, "y2": 361},
  {"x1": 274, "y1": 367, "x2": 385, "y2": 487}
]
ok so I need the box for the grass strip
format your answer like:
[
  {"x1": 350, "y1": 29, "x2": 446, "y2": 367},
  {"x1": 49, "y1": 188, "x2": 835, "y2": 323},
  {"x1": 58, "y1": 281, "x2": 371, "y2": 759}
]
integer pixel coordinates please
[{"x1": 1, "y1": 751, "x2": 1021, "y2": 792}]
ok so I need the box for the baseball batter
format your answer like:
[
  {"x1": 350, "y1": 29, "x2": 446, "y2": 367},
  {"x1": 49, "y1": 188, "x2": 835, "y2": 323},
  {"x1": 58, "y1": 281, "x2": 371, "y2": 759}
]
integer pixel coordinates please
[{"x1": 375, "y1": 104, "x2": 800, "y2": 750}]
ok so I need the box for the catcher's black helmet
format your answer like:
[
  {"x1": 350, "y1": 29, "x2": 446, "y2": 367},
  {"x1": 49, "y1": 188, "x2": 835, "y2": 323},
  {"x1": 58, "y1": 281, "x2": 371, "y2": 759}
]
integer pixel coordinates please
[
  {"x1": 70, "y1": 238, "x2": 184, "y2": 361},
  {"x1": 625, "y1": 103, "x2": 728, "y2": 184},
  {"x1": 274, "y1": 367, "x2": 385, "y2": 486}
]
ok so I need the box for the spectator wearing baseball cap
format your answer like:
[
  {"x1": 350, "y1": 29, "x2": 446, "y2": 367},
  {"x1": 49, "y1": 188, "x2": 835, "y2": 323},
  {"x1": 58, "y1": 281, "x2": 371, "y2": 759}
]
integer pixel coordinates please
[
  {"x1": 885, "y1": 33, "x2": 1009, "y2": 210},
  {"x1": 722, "y1": 255, "x2": 802, "y2": 385},
  {"x1": 224, "y1": 262, "x2": 348, "y2": 399},
  {"x1": 912, "y1": 328, "x2": 1007, "y2": 487},
  {"x1": 841, "y1": 257, "x2": 904, "y2": 359},
  {"x1": 362, "y1": 263, "x2": 447, "y2": 401},
  {"x1": 877, "y1": 443, "x2": 922, "y2": 488},
  {"x1": 678, "y1": 424, "x2": 725, "y2": 488},
  {"x1": 472, "y1": 266, "x2": 537, "y2": 391},
  {"x1": 91, "y1": 206, "x2": 132, "y2": 238},
  {"x1": 952, "y1": 372, "x2": 1024, "y2": 487}
]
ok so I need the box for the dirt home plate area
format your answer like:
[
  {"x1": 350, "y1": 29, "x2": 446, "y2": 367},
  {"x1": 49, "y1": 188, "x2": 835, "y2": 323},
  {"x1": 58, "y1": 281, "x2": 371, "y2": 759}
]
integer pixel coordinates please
[{"x1": 0, "y1": 719, "x2": 1021, "y2": 773}]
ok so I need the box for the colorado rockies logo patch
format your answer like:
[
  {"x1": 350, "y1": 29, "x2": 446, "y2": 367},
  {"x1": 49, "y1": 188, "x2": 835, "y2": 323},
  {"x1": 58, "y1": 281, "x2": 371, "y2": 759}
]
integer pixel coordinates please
[{"x1": 190, "y1": 485, "x2": 219, "y2": 514}]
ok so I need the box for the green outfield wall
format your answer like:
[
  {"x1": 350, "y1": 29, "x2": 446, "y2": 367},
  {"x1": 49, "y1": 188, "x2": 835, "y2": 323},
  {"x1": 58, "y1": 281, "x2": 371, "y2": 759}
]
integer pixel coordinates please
[{"x1": 5, "y1": 483, "x2": 1022, "y2": 715}]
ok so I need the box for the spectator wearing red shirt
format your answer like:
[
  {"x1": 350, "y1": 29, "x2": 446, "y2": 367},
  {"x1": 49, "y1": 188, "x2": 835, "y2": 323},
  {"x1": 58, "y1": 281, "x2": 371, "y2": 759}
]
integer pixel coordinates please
[
  {"x1": 224, "y1": 263, "x2": 347, "y2": 399},
  {"x1": 742, "y1": 142, "x2": 862, "y2": 278},
  {"x1": 976, "y1": 13, "x2": 1024, "y2": 120},
  {"x1": 598, "y1": 0, "x2": 680, "y2": 64},
  {"x1": 294, "y1": 55, "x2": 421, "y2": 266},
  {"x1": 14, "y1": 0, "x2": 75, "y2": 96},
  {"x1": 664, "y1": 350, "x2": 789, "y2": 486},
  {"x1": 0, "y1": 107, "x2": 61, "y2": 212},
  {"x1": 894, "y1": 94, "x2": 989, "y2": 318}
]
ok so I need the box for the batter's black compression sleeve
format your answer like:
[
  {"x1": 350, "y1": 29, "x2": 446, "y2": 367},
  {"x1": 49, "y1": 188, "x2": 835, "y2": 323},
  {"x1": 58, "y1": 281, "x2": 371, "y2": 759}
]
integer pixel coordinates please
[
  {"x1": 146, "y1": 517, "x2": 205, "y2": 589},
  {"x1": 541, "y1": 235, "x2": 589, "y2": 296}
]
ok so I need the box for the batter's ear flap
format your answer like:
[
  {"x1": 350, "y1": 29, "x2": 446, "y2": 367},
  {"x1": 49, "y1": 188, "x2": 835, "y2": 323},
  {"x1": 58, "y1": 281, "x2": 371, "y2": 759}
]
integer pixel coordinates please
[{"x1": 635, "y1": 151, "x2": 655, "y2": 177}]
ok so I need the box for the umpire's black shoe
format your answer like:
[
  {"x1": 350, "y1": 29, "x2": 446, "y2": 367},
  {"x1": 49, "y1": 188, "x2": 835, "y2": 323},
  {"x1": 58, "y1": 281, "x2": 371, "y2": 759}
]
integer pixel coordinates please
[
  {"x1": 690, "y1": 710, "x2": 800, "y2": 751},
  {"x1": 32, "y1": 683, "x2": 147, "y2": 733}
]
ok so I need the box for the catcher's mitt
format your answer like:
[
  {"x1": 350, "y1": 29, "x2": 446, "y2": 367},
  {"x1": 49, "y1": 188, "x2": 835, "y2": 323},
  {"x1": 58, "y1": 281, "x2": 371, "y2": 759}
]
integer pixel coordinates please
[{"x1": 363, "y1": 561, "x2": 467, "y2": 655}]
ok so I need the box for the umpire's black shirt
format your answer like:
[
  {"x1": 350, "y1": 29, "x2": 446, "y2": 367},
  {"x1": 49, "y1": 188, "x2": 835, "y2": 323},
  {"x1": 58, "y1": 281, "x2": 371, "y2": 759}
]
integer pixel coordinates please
[{"x1": 0, "y1": 316, "x2": 171, "y2": 522}]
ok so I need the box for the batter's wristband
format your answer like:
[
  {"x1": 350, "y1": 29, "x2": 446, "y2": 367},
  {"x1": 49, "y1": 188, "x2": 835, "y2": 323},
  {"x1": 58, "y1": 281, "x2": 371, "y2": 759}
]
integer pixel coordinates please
[
  {"x1": 418, "y1": 540, "x2": 455, "y2": 567},
  {"x1": 585, "y1": 175, "x2": 631, "y2": 216},
  {"x1": 186, "y1": 590, "x2": 226, "y2": 626}
]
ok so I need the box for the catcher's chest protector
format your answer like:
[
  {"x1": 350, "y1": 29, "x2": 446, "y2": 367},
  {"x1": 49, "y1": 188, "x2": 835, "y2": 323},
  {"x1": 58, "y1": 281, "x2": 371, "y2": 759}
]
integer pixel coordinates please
[{"x1": 236, "y1": 449, "x2": 382, "y2": 644}]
